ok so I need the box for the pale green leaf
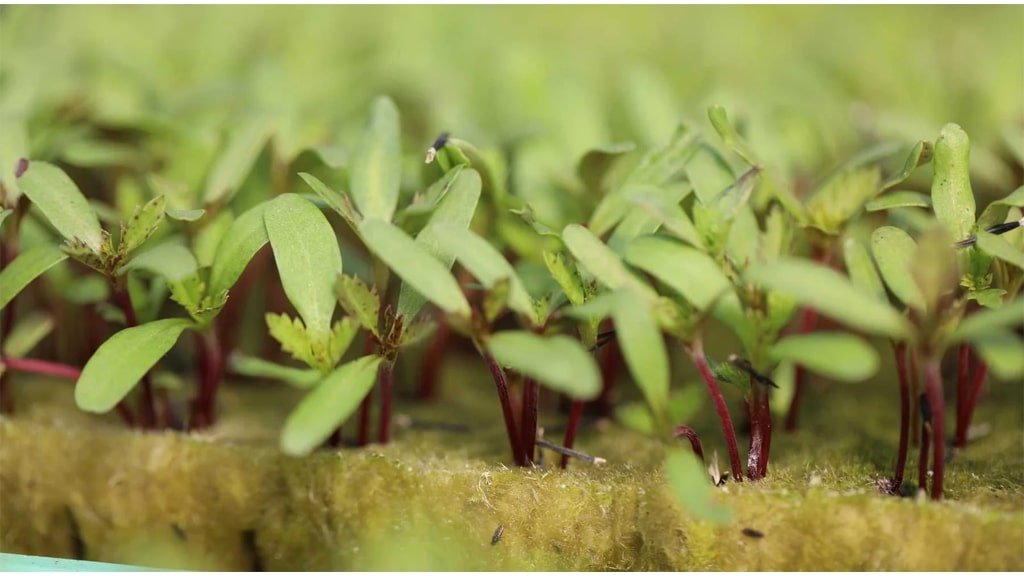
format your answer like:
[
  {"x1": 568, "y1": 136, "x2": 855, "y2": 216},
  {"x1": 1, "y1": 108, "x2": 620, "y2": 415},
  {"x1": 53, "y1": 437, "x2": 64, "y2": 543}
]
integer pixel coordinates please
[
  {"x1": 350, "y1": 96, "x2": 401, "y2": 222},
  {"x1": 2, "y1": 311, "x2": 54, "y2": 358},
  {"x1": 708, "y1": 105, "x2": 757, "y2": 166},
  {"x1": 75, "y1": 319, "x2": 194, "y2": 413},
  {"x1": 842, "y1": 236, "x2": 886, "y2": 303},
  {"x1": 616, "y1": 402, "x2": 655, "y2": 435},
  {"x1": 0, "y1": 244, "x2": 68, "y2": 310},
  {"x1": 336, "y1": 274, "x2": 381, "y2": 337},
  {"x1": 266, "y1": 312, "x2": 321, "y2": 370},
  {"x1": 976, "y1": 230, "x2": 1024, "y2": 270},
  {"x1": 976, "y1": 186, "x2": 1024, "y2": 231},
  {"x1": 865, "y1": 191, "x2": 932, "y2": 212},
  {"x1": 208, "y1": 201, "x2": 270, "y2": 296},
  {"x1": 577, "y1": 142, "x2": 635, "y2": 192},
  {"x1": 280, "y1": 355, "x2": 382, "y2": 456},
  {"x1": 664, "y1": 449, "x2": 731, "y2": 524},
  {"x1": 203, "y1": 116, "x2": 272, "y2": 205},
  {"x1": 628, "y1": 189, "x2": 704, "y2": 249},
  {"x1": 931, "y1": 123, "x2": 976, "y2": 242},
  {"x1": 769, "y1": 332, "x2": 880, "y2": 383},
  {"x1": 121, "y1": 195, "x2": 166, "y2": 254},
  {"x1": 879, "y1": 141, "x2": 932, "y2": 193},
  {"x1": 118, "y1": 242, "x2": 198, "y2": 283},
  {"x1": 543, "y1": 251, "x2": 586, "y2": 306},
  {"x1": 972, "y1": 330, "x2": 1024, "y2": 380},
  {"x1": 228, "y1": 351, "x2": 321, "y2": 389},
  {"x1": 609, "y1": 183, "x2": 692, "y2": 253},
  {"x1": 561, "y1": 224, "x2": 657, "y2": 301},
  {"x1": 871, "y1": 226, "x2": 926, "y2": 312},
  {"x1": 947, "y1": 298, "x2": 1024, "y2": 344},
  {"x1": 487, "y1": 331, "x2": 601, "y2": 400},
  {"x1": 685, "y1": 143, "x2": 734, "y2": 207},
  {"x1": 193, "y1": 210, "x2": 234, "y2": 267},
  {"x1": 18, "y1": 162, "x2": 104, "y2": 252},
  {"x1": 612, "y1": 291, "x2": 669, "y2": 414},
  {"x1": 265, "y1": 194, "x2": 343, "y2": 342},
  {"x1": 299, "y1": 172, "x2": 361, "y2": 230},
  {"x1": 166, "y1": 209, "x2": 206, "y2": 222}
]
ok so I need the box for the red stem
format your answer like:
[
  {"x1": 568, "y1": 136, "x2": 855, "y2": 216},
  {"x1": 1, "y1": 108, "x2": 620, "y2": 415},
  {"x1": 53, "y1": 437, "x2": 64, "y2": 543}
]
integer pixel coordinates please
[
  {"x1": 960, "y1": 358, "x2": 989, "y2": 447},
  {"x1": 190, "y1": 328, "x2": 222, "y2": 430},
  {"x1": 480, "y1": 346, "x2": 524, "y2": 466},
  {"x1": 892, "y1": 343, "x2": 910, "y2": 488},
  {"x1": 115, "y1": 288, "x2": 157, "y2": 429},
  {"x1": 784, "y1": 306, "x2": 820, "y2": 432},
  {"x1": 673, "y1": 425, "x2": 705, "y2": 463},
  {"x1": 687, "y1": 341, "x2": 743, "y2": 481},
  {"x1": 918, "y1": 416, "x2": 931, "y2": 494},
  {"x1": 356, "y1": 334, "x2": 375, "y2": 446},
  {"x1": 924, "y1": 357, "x2": 945, "y2": 500},
  {"x1": 417, "y1": 319, "x2": 450, "y2": 401},
  {"x1": 756, "y1": 388, "x2": 772, "y2": 478},
  {"x1": 594, "y1": 336, "x2": 622, "y2": 417},
  {"x1": 909, "y1": 346, "x2": 921, "y2": 446},
  {"x1": 2, "y1": 356, "x2": 136, "y2": 427},
  {"x1": 377, "y1": 360, "x2": 395, "y2": 444},
  {"x1": 520, "y1": 377, "x2": 539, "y2": 466},
  {"x1": 561, "y1": 400, "x2": 585, "y2": 469}
]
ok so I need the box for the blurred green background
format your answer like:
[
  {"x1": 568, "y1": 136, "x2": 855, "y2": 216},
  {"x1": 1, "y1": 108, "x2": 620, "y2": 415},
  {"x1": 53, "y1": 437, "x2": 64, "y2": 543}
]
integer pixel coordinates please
[{"x1": 2, "y1": 5, "x2": 1021, "y2": 212}]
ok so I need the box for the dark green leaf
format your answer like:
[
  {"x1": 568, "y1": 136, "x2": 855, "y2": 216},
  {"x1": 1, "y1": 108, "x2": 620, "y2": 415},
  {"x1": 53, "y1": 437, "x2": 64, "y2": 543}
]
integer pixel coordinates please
[
  {"x1": 280, "y1": 355, "x2": 382, "y2": 456},
  {"x1": 18, "y1": 162, "x2": 104, "y2": 252},
  {"x1": 487, "y1": 331, "x2": 600, "y2": 400},
  {"x1": 871, "y1": 226, "x2": 926, "y2": 312},
  {"x1": 931, "y1": 123, "x2": 976, "y2": 242},
  {"x1": 350, "y1": 96, "x2": 401, "y2": 222},
  {"x1": 0, "y1": 244, "x2": 69, "y2": 310},
  {"x1": 769, "y1": 332, "x2": 879, "y2": 382},
  {"x1": 75, "y1": 319, "x2": 194, "y2": 413}
]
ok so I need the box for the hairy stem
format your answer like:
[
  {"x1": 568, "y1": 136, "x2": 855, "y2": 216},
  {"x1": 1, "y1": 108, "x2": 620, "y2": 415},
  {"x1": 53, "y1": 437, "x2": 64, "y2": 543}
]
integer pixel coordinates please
[
  {"x1": 479, "y1": 345, "x2": 524, "y2": 466},
  {"x1": 924, "y1": 357, "x2": 946, "y2": 500},
  {"x1": 520, "y1": 377, "x2": 539, "y2": 466},
  {"x1": 377, "y1": 360, "x2": 395, "y2": 444},
  {"x1": 674, "y1": 425, "x2": 705, "y2": 463},
  {"x1": 560, "y1": 400, "x2": 585, "y2": 469},
  {"x1": 892, "y1": 342, "x2": 911, "y2": 488},
  {"x1": 687, "y1": 340, "x2": 743, "y2": 481}
]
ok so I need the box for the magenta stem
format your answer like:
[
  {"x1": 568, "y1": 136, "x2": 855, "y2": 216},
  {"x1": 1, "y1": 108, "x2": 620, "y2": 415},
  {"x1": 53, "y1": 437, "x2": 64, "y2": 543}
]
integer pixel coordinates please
[
  {"x1": 480, "y1": 347, "x2": 524, "y2": 466},
  {"x1": 561, "y1": 400, "x2": 585, "y2": 469},
  {"x1": 377, "y1": 360, "x2": 395, "y2": 444},
  {"x1": 687, "y1": 340, "x2": 743, "y2": 481},
  {"x1": 520, "y1": 377, "x2": 539, "y2": 465},
  {"x1": 674, "y1": 425, "x2": 705, "y2": 463}
]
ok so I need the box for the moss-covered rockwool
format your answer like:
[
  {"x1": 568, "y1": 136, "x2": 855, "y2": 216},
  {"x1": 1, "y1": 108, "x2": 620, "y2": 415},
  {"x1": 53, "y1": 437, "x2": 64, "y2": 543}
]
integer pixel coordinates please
[{"x1": 1, "y1": 345, "x2": 1022, "y2": 570}]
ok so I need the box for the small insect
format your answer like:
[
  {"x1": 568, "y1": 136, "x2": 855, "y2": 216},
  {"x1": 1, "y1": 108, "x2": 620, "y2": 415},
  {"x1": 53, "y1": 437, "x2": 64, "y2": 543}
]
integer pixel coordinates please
[
  {"x1": 425, "y1": 132, "x2": 451, "y2": 164},
  {"x1": 708, "y1": 452, "x2": 730, "y2": 487},
  {"x1": 491, "y1": 524, "x2": 505, "y2": 545},
  {"x1": 742, "y1": 527, "x2": 765, "y2": 539}
]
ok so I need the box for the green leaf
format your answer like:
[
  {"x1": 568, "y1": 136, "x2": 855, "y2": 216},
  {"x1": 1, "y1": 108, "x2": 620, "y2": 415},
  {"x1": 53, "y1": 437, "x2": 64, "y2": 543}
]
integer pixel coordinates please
[
  {"x1": 664, "y1": 449, "x2": 731, "y2": 524},
  {"x1": 265, "y1": 194, "x2": 343, "y2": 342},
  {"x1": 2, "y1": 311, "x2": 54, "y2": 358},
  {"x1": 623, "y1": 236, "x2": 745, "y2": 328},
  {"x1": 628, "y1": 189, "x2": 704, "y2": 249},
  {"x1": 121, "y1": 195, "x2": 166, "y2": 254},
  {"x1": 399, "y1": 165, "x2": 465, "y2": 219},
  {"x1": 228, "y1": 351, "x2": 321, "y2": 389},
  {"x1": 299, "y1": 172, "x2": 361, "y2": 230},
  {"x1": 561, "y1": 224, "x2": 656, "y2": 301},
  {"x1": 193, "y1": 210, "x2": 234, "y2": 267},
  {"x1": 879, "y1": 141, "x2": 932, "y2": 193},
  {"x1": 976, "y1": 186, "x2": 1024, "y2": 231},
  {"x1": 947, "y1": 298, "x2": 1024, "y2": 344},
  {"x1": 431, "y1": 223, "x2": 534, "y2": 323},
  {"x1": 18, "y1": 162, "x2": 104, "y2": 252},
  {"x1": 208, "y1": 201, "x2": 270, "y2": 296},
  {"x1": 487, "y1": 331, "x2": 601, "y2": 400},
  {"x1": 615, "y1": 402, "x2": 655, "y2": 435},
  {"x1": 396, "y1": 168, "x2": 482, "y2": 320},
  {"x1": 0, "y1": 208, "x2": 12, "y2": 229},
  {"x1": 708, "y1": 106, "x2": 757, "y2": 166},
  {"x1": 166, "y1": 209, "x2": 206, "y2": 222},
  {"x1": 973, "y1": 288, "x2": 1006, "y2": 310},
  {"x1": 668, "y1": 386, "x2": 704, "y2": 425},
  {"x1": 865, "y1": 191, "x2": 932, "y2": 212},
  {"x1": 337, "y1": 274, "x2": 381, "y2": 337},
  {"x1": 482, "y1": 277, "x2": 512, "y2": 324},
  {"x1": 543, "y1": 251, "x2": 586, "y2": 306},
  {"x1": 608, "y1": 183, "x2": 692, "y2": 253},
  {"x1": 931, "y1": 123, "x2": 976, "y2": 242},
  {"x1": 842, "y1": 236, "x2": 887, "y2": 304},
  {"x1": 75, "y1": 318, "x2": 194, "y2": 413},
  {"x1": 685, "y1": 143, "x2": 735, "y2": 208},
  {"x1": 0, "y1": 118, "x2": 28, "y2": 203},
  {"x1": 350, "y1": 96, "x2": 401, "y2": 222},
  {"x1": 871, "y1": 226, "x2": 926, "y2": 312},
  {"x1": 203, "y1": 116, "x2": 272, "y2": 205},
  {"x1": 0, "y1": 244, "x2": 69, "y2": 310},
  {"x1": 118, "y1": 242, "x2": 198, "y2": 283},
  {"x1": 358, "y1": 218, "x2": 470, "y2": 318},
  {"x1": 329, "y1": 317, "x2": 360, "y2": 366},
  {"x1": 280, "y1": 355, "x2": 383, "y2": 456},
  {"x1": 977, "y1": 230, "x2": 1024, "y2": 271},
  {"x1": 612, "y1": 292, "x2": 669, "y2": 415},
  {"x1": 266, "y1": 312, "x2": 328, "y2": 371},
  {"x1": 577, "y1": 142, "x2": 635, "y2": 192},
  {"x1": 971, "y1": 329, "x2": 1024, "y2": 380},
  {"x1": 745, "y1": 258, "x2": 910, "y2": 338},
  {"x1": 805, "y1": 168, "x2": 880, "y2": 235},
  {"x1": 769, "y1": 332, "x2": 880, "y2": 383}
]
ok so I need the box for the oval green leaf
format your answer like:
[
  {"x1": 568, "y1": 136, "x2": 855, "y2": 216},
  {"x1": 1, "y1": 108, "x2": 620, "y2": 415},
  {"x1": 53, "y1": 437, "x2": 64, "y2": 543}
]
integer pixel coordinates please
[
  {"x1": 0, "y1": 244, "x2": 68, "y2": 311},
  {"x1": 871, "y1": 226, "x2": 926, "y2": 312},
  {"x1": 947, "y1": 298, "x2": 1024, "y2": 344},
  {"x1": 75, "y1": 319, "x2": 194, "y2": 413},
  {"x1": 561, "y1": 224, "x2": 657, "y2": 301},
  {"x1": 350, "y1": 96, "x2": 401, "y2": 222},
  {"x1": 976, "y1": 231, "x2": 1024, "y2": 271},
  {"x1": 769, "y1": 332, "x2": 880, "y2": 383},
  {"x1": 280, "y1": 355, "x2": 382, "y2": 456},
  {"x1": 228, "y1": 351, "x2": 321, "y2": 389},
  {"x1": 18, "y1": 162, "x2": 104, "y2": 252},
  {"x1": 208, "y1": 201, "x2": 270, "y2": 296},
  {"x1": 265, "y1": 194, "x2": 343, "y2": 342},
  {"x1": 487, "y1": 331, "x2": 600, "y2": 400},
  {"x1": 931, "y1": 123, "x2": 976, "y2": 242},
  {"x1": 745, "y1": 258, "x2": 910, "y2": 338},
  {"x1": 612, "y1": 291, "x2": 669, "y2": 414},
  {"x1": 842, "y1": 236, "x2": 886, "y2": 304},
  {"x1": 358, "y1": 218, "x2": 470, "y2": 318},
  {"x1": 118, "y1": 242, "x2": 199, "y2": 283},
  {"x1": 203, "y1": 116, "x2": 272, "y2": 205}
]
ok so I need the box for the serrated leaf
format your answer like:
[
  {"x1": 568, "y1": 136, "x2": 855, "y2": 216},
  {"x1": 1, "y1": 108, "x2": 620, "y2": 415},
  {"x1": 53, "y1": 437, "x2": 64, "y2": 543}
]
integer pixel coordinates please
[
  {"x1": 2, "y1": 311, "x2": 54, "y2": 357},
  {"x1": 973, "y1": 288, "x2": 1006, "y2": 309},
  {"x1": 358, "y1": 218, "x2": 470, "y2": 318},
  {"x1": 396, "y1": 168, "x2": 482, "y2": 320},
  {"x1": 842, "y1": 236, "x2": 887, "y2": 303},
  {"x1": 0, "y1": 244, "x2": 69, "y2": 310},
  {"x1": 166, "y1": 209, "x2": 206, "y2": 222},
  {"x1": 118, "y1": 242, "x2": 198, "y2": 283},
  {"x1": 977, "y1": 230, "x2": 1024, "y2": 271},
  {"x1": 266, "y1": 312, "x2": 320, "y2": 370},
  {"x1": 431, "y1": 223, "x2": 534, "y2": 323},
  {"x1": 745, "y1": 258, "x2": 910, "y2": 338},
  {"x1": 865, "y1": 191, "x2": 932, "y2": 212},
  {"x1": 931, "y1": 123, "x2": 976, "y2": 242},
  {"x1": 336, "y1": 274, "x2": 381, "y2": 337},
  {"x1": 203, "y1": 116, "x2": 272, "y2": 205},
  {"x1": 75, "y1": 319, "x2": 194, "y2": 413},
  {"x1": 280, "y1": 355, "x2": 383, "y2": 456},
  {"x1": 208, "y1": 201, "x2": 270, "y2": 296},
  {"x1": 350, "y1": 96, "x2": 401, "y2": 222},
  {"x1": 871, "y1": 226, "x2": 926, "y2": 312},
  {"x1": 561, "y1": 224, "x2": 656, "y2": 301},
  {"x1": 665, "y1": 449, "x2": 731, "y2": 524},
  {"x1": 487, "y1": 331, "x2": 601, "y2": 400},
  {"x1": 329, "y1": 317, "x2": 359, "y2": 366},
  {"x1": 880, "y1": 141, "x2": 932, "y2": 193},
  {"x1": 947, "y1": 298, "x2": 1024, "y2": 344},
  {"x1": 265, "y1": 193, "x2": 343, "y2": 342},
  {"x1": 121, "y1": 195, "x2": 166, "y2": 254},
  {"x1": 228, "y1": 351, "x2": 321, "y2": 389},
  {"x1": 299, "y1": 172, "x2": 361, "y2": 230},
  {"x1": 612, "y1": 291, "x2": 669, "y2": 415},
  {"x1": 976, "y1": 186, "x2": 1024, "y2": 231},
  {"x1": 769, "y1": 332, "x2": 879, "y2": 383},
  {"x1": 18, "y1": 162, "x2": 104, "y2": 252}
]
